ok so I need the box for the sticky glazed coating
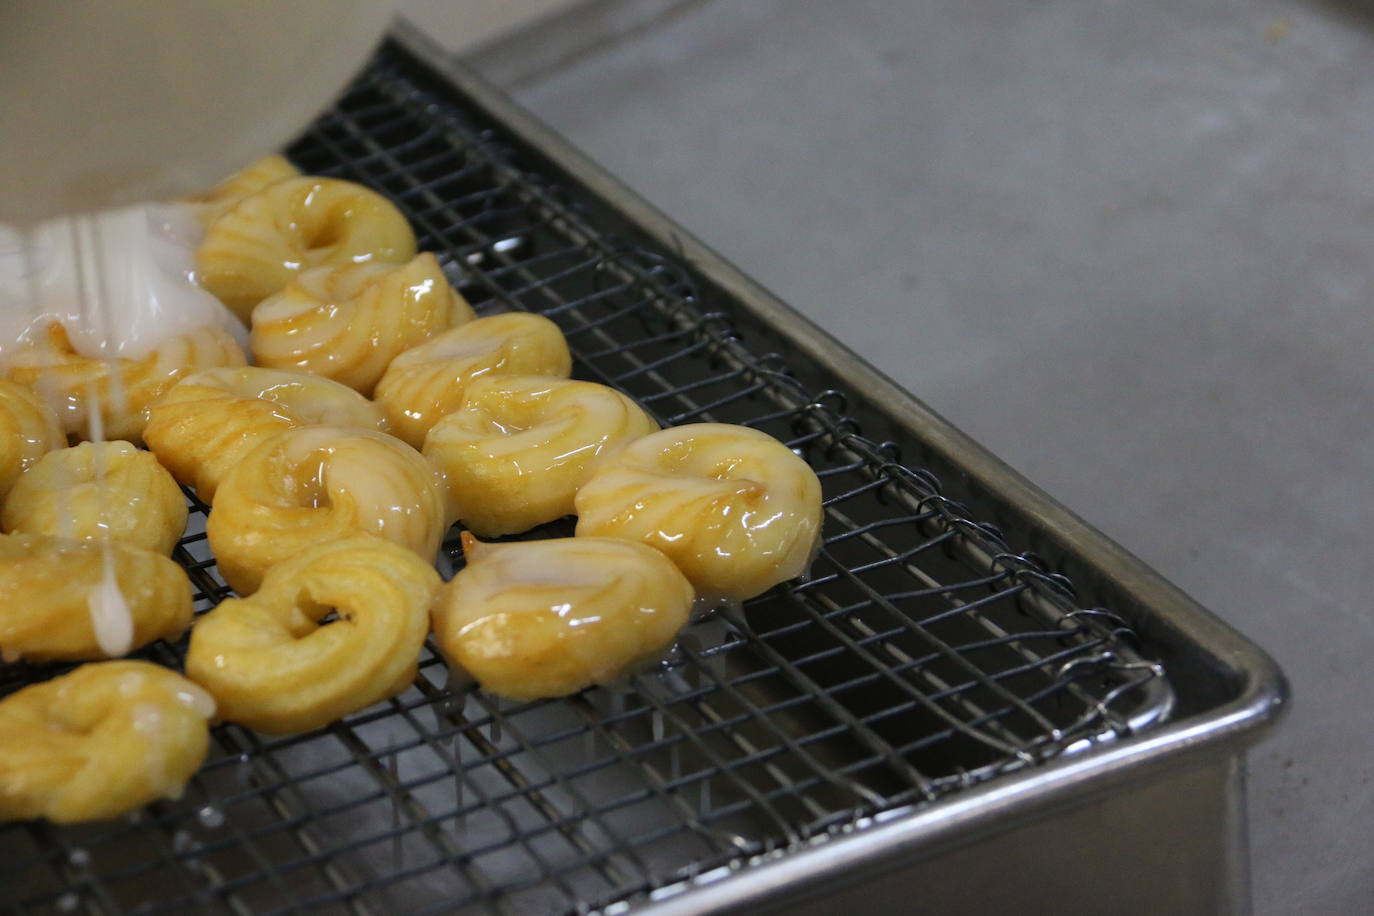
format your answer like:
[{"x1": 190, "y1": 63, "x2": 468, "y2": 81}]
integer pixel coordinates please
[
  {"x1": 1, "y1": 441, "x2": 187, "y2": 556},
  {"x1": 250, "y1": 252, "x2": 474, "y2": 395},
  {"x1": 375, "y1": 312, "x2": 573, "y2": 449},
  {"x1": 0, "y1": 533, "x2": 192, "y2": 662},
  {"x1": 1, "y1": 322, "x2": 247, "y2": 442},
  {"x1": 423, "y1": 375, "x2": 659, "y2": 537},
  {"x1": 0, "y1": 379, "x2": 63, "y2": 503},
  {"x1": 574, "y1": 423, "x2": 824, "y2": 601},
  {"x1": 145, "y1": 366, "x2": 388, "y2": 502},
  {"x1": 432, "y1": 534, "x2": 695, "y2": 701},
  {"x1": 185, "y1": 535, "x2": 440, "y2": 734},
  {"x1": 186, "y1": 154, "x2": 300, "y2": 226},
  {"x1": 196, "y1": 175, "x2": 417, "y2": 321},
  {"x1": 206, "y1": 426, "x2": 450, "y2": 594},
  {"x1": 0, "y1": 661, "x2": 213, "y2": 823}
]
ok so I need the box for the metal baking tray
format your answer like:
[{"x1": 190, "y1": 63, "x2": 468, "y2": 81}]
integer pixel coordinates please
[{"x1": 0, "y1": 23, "x2": 1285, "y2": 915}]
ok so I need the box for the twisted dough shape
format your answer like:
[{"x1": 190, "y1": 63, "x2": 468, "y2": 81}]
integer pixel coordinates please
[
  {"x1": 197, "y1": 176, "x2": 417, "y2": 321},
  {"x1": 2, "y1": 441, "x2": 187, "y2": 556},
  {"x1": 185, "y1": 535, "x2": 439, "y2": 734},
  {"x1": 145, "y1": 366, "x2": 387, "y2": 502},
  {"x1": 433, "y1": 534, "x2": 694, "y2": 701},
  {"x1": 0, "y1": 660, "x2": 213, "y2": 823},
  {"x1": 206, "y1": 426, "x2": 449, "y2": 594},
  {"x1": 375, "y1": 312, "x2": 572, "y2": 449},
  {"x1": 423, "y1": 375, "x2": 658, "y2": 537},
  {"x1": 187, "y1": 154, "x2": 300, "y2": 226},
  {"x1": 0, "y1": 533, "x2": 193, "y2": 662},
  {"x1": 250, "y1": 252, "x2": 473, "y2": 394},
  {"x1": 2, "y1": 322, "x2": 246, "y2": 442},
  {"x1": 574, "y1": 423, "x2": 823, "y2": 601},
  {"x1": 0, "y1": 380, "x2": 63, "y2": 502}
]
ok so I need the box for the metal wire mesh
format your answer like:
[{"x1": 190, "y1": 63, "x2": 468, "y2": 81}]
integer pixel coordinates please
[{"x1": 0, "y1": 40, "x2": 1171, "y2": 915}]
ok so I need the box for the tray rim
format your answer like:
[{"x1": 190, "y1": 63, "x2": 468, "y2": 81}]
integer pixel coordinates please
[{"x1": 389, "y1": 18, "x2": 1288, "y2": 911}]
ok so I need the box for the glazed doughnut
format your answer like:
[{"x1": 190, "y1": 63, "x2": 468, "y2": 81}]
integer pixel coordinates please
[
  {"x1": 196, "y1": 176, "x2": 417, "y2": 321},
  {"x1": 574, "y1": 423, "x2": 823, "y2": 601},
  {"x1": 188, "y1": 154, "x2": 300, "y2": 225},
  {"x1": 0, "y1": 533, "x2": 193, "y2": 661},
  {"x1": 433, "y1": 534, "x2": 694, "y2": 701},
  {"x1": 0, "y1": 379, "x2": 63, "y2": 502},
  {"x1": 0, "y1": 660, "x2": 213, "y2": 823},
  {"x1": 2, "y1": 322, "x2": 246, "y2": 441},
  {"x1": 423, "y1": 375, "x2": 658, "y2": 537},
  {"x1": 206, "y1": 426, "x2": 449, "y2": 594},
  {"x1": 250, "y1": 252, "x2": 473, "y2": 394},
  {"x1": 375, "y1": 312, "x2": 572, "y2": 449},
  {"x1": 1, "y1": 441, "x2": 187, "y2": 556},
  {"x1": 145, "y1": 366, "x2": 387, "y2": 502},
  {"x1": 185, "y1": 535, "x2": 439, "y2": 734}
]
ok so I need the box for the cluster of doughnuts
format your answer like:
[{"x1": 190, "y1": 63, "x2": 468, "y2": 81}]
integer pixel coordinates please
[{"x1": 0, "y1": 157, "x2": 824, "y2": 824}]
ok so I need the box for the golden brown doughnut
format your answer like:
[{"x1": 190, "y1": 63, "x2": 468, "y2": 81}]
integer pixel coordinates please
[
  {"x1": 0, "y1": 379, "x2": 64, "y2": 502},
  {"x1": 374, "y1": 312, "x2": 572, "y2": 449},
  {"x1": 0, "y1": 661, "x2": 213, "y2": 823},
  {"x1": 1, "y1": 441, "x2": 187, "y2": 556},
  {"x1": 185, "y1": 535, "x2": 439, "y2": 734},
  {"x1": 187, "y1": 154, "x2": 300, "y2": 225},
  {"x1": 574, "y1": 423, "x2": 823, "y2": 601},
  {"x1": 250, "y1": 252, "x2": 473, "y2": 394}
]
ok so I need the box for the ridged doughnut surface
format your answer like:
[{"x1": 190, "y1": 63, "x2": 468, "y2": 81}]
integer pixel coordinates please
[
  {"x1": 0, "y1": 661, "x2": 213, "y2": 823},
  {"x1": 1, "y1": 441, "x2": 187, "y2": 556},
  {"x1": 251, "y1": 252, "x2": 472, "y2": 394},
  {"x1": 197, "y1": 176, "x2": 417, "y2": 320},
  {"x1": 188, "y1": 154, "x2": 300, "y2": 225},
  {"x1": 0, "y1": 533, "x2": 192, "y2": 662},
  {"x1": 145, "y1": 366, "x2": 387, "y2": 502},
  {"x1": 0, "y1": 380, "x2": 63, "y2": 502},
  {"x1": 185, "y1": 535, "x2": 439, "y2": 734},
  {"x1": 206, "y1": 426, "x2": 449, "y2": 594},
  {"x1": 2, "y1": 322, "x2": 246, "y2": 442},
  {"x1": 375, "y1": 312, "x2": 572, "y2": 449},
  {"x1": 433, "y1": 534, "x2": 694, "y2": 701},
  {"x1": 423, "y1": 375, "x2": 658, "y2": 537},
  {"x1": 574, "y1": 423, "x2": 823, "y2": 601}
]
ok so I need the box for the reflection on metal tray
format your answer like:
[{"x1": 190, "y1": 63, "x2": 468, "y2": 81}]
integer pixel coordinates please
[{"x1": 0, "y1": 24, "x2": 1282, "y2": 916}]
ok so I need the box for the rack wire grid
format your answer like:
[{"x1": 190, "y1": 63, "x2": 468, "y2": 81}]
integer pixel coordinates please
[{"x1": 0, "y1": 39, "x2": 1172, "y2": 916}]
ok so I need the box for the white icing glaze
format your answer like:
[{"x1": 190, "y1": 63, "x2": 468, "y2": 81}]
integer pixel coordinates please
[
  {"x1": 174, "y1": 682, "x2": 218, "y2": 720},
  {"x1": 86, "y1": 560, "x2": 134, "y2": 658},
  {"x1": 0, "y1": 203, "x2": 247, "y2": 361}
]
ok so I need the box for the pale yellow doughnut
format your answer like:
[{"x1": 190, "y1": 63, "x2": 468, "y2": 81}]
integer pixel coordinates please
[
  {"x1": 187, "y1": 154, "x2": 300, "y2": 226},
  {"x1": 1, "y1": 441, "x2": 187, "y2": 556},
  {"x1": 250, "y1": 252, "x2": 473, "y2": 395},
  {"x1": 423, "y1": 375, "x2": 658, "y2": 537},
  {"x1": 375, "y1": 312, "x2": 572, "y2": 449},
  {"x1": 0, "y1": 379, "x2": 64, "y2": 502},
  {"x1": 0, "y1": 660, "x2": 213, "y2": 823},
  {"x1": 206, "y1": 426, "x2": 449, "y2": 594},
  {"x1": 145, "y1": 366, "x2": 387, "y2": 502},
  {"x1": 185, "y1": 535, "x2": 439, "y2": 734},
  {"x1": 433, "y1": 533, "x2": 694, "y2": 701},
  {"x1": 0, "y1": 533, "x2": 193, "y2": 662},
  {"x1": 574, "y1": 423, "x2": 823, "y2": 601},
  {"x1": 196, "y1": 176, "x2": 417, "y2": 321},
  {"x1": 2, "y1": 322, "x2": 246, "y2": 442}
]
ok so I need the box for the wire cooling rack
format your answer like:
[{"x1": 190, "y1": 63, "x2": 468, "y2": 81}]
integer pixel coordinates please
[{"x1": 0, "y1": 39, "x2": 1171, "y2": 915}]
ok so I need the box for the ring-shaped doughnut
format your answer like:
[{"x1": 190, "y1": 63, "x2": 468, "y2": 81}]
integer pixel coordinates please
[
  {"x1": 206, "y1": 426, "x2": 449, "y2": 594},
  {"x1": 574, "y1": 423, "x2": 823, "y2": 601},
  {"x1": 250, "y1": 252, "x2": 473, "y2": 394},
  {"x1": 375, "y1": 312, "x2": 572, "y2": 449},
  {"x1": 185, "y1": 535, "x2": 439, "y2": 734},
  {"x1": 0, "y1": 660, "x2": 213, "y2": 823},
  {"x1": 196, "y1": 175, "x2": 417, "y2": 321},
  {"x1": 433, "y1": 533, "x2": 694, "y2": 701},
  {"x1": 145, "y1": 366, "x2": 387, "y2": 502},
  {"x1": 423, "y1": 375, "x2": 658, "y2": 537},
  {"x1": 2, "y1": 322, "x2": 246, "y2": 442},
  {"x1": 0, "y1": 533, "x2": 193, "y2": 662},
  {"x1": 1, "y1": 441, "x2": 187, "y2": 556},
  {"x1": 187, "y1": 154, "x2": 300, "y2": 225},
  {"x1": 0, "y1": 379, "x2": 63, "y2": 502}
]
